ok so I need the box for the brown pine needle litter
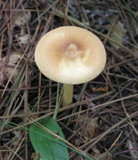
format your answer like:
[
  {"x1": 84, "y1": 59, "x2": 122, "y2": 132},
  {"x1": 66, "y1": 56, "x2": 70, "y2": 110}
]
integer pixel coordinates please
[{"x1": 0, "y1": 0, "x2": 138, "y2": 160}]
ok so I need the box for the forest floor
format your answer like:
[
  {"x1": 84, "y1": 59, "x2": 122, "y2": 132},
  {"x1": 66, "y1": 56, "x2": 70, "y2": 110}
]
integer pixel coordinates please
[{"x1": 0, "y1": 0, "x2": 138, "y2": 160}]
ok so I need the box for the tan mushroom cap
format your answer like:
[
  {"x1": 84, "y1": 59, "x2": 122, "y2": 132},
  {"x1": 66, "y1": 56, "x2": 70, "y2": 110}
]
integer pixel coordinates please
[{"x1": 35, "y1": 26, "x2": 106, "y2": 84}]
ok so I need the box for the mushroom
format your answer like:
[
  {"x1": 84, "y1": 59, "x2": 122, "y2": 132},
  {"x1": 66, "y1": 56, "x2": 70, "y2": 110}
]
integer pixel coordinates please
[{"x1": 35, "y1": 26, "x2": 106, "y2": 106}]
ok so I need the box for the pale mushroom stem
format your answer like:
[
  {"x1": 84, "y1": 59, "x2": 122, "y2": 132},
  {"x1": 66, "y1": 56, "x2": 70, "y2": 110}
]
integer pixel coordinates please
[{"x1": 62, "y1": 84, "x2": 73, "y2": 106}]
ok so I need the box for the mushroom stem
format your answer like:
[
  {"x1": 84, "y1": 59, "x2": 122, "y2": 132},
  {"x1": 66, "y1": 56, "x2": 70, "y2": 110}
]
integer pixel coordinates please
[{"x1": 62, "y1": 84, "x2": 73, "y2": 106}]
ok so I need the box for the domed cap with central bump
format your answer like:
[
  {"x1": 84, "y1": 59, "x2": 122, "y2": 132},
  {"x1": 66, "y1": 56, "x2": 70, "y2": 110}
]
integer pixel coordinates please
[{"x1": 35, "y1": 26, "x2": 106, "y2": 84}]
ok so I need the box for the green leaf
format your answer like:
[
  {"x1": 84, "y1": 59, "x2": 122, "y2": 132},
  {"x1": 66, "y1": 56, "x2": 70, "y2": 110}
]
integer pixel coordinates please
[{"x1": 29, "y1": 118, "x2": 69, "y2": 160}]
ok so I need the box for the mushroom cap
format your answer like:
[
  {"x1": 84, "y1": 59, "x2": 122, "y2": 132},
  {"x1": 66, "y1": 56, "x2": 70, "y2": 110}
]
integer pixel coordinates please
[{"x1": 35, "y1": 26, "x2": 106, "y2": 84}]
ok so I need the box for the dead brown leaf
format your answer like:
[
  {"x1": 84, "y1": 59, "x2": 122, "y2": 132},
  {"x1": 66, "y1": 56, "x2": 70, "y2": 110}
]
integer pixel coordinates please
[
  {"x1": 4, "y1": 52, "x2": 23, "y2": 81},
  {"x1": 110, "y1": 21, "x2": 126, "y2": 49},
  {"x1": 31, "y1": 153, "x2": 40, "y2": 160},
  {"x1": 74, "y1": 115, "x2": 99, "y2": 143}
]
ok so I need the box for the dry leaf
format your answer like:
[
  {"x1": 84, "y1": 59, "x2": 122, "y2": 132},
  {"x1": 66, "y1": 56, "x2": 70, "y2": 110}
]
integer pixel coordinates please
[
  {"x1": 110, "y1": 21, "x2": 126, "y2": 49},
  {"x1": 11, "y1": 130, "x2": 22, "y2": 146},
  {"x1": 13, "y1": 11, "x2": 31, "y2": 27},
  {"x1": 84, "y1": 117, "x2": 98, "y2": 138},
  {"x1": 4, "y1": 52, "x2": 23, "y2": 81},
  {"x1": 31, "y1": 153, "x2": 40, "y2": 160},
  {"x1": 18, "y1": 34, "x2": 30, "y2": 44},
  {"x1": 126, "y1": 139, "x2": 138, "y2": 159},
  {"x1": 74, "y1": 115, "x2": 98, "y2": 143}
]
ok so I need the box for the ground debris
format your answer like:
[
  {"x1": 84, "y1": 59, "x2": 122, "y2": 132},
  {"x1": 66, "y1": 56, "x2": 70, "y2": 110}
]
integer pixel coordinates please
[
  {"x1": 0, "y1": 0, "x2": 138, "y2": 160},
  {"x1": 74, "y1": 115, "x2": 99, "y2": 145},
  {"x1": 126, "y1": 139, "x2": 138, "y2": 160},
  {"x1": 3, "y1": 51, "x2": 23, "y2": 81},
  {"x1": 13, "y1": 11, "x2": 31, "y2": 27},
  {"x1": 110, "y1": 21, "x2": 126, "y2": 49}
]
